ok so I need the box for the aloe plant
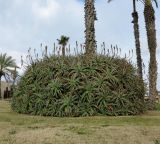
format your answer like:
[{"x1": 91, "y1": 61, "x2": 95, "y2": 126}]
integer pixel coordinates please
[{"x1": 12, "y1": 53, "x2": 146, "y2": 117}]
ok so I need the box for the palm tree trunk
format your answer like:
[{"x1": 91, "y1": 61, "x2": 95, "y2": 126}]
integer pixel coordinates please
[
  {"x1": 62, "y1": 45, "x2": 65, "y2": 57},
  {"x1": 132, "y1": 0, "x2": 143, "y2": 79},
  {"x1": 144, "y1": 1, "x2": 158, "y2": 103},
  {"x1": 84, "y1": 0, "x2": 97, "y2": 57}
]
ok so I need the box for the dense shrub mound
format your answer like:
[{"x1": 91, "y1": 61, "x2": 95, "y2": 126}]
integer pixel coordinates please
[{"x1": 12, "y1": 55, "x2": 146, "y2": 116}]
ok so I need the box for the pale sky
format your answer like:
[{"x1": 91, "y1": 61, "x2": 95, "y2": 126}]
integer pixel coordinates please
[{"x1": 0, "y1": 0, "x2": 159, "y2": 90}]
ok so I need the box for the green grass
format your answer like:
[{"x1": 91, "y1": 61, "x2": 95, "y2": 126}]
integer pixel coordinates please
[{"x1": 0, "y1": 100, "x2": 160, "y2": 144}]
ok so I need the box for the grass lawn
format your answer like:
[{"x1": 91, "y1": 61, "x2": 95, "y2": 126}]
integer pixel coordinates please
[{"x1": 0, "y1": 100, "x2": 160, "y2": 144}]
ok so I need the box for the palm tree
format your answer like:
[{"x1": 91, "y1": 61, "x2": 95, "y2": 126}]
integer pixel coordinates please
[
  {"x1": 0, "y1": 53, "x2": 16, "y2": 99},
  {"x1": 132, "y1": 0, "x2": 143, "y2": 79},
  {"x1": 84, "y1": 0, "x2": 97, "y2": 57},
  {"x1": 108, "y1": 0, "x2": 158, "y2": 103},
  {"x1": 143, "y1": 0, "x2": 158, "y2": 104},
  {"x1": 108, "y1": 0, "x2": 143, "y2": 79},
  {"x1": 57, "y1": 35, "x2": 69, "y2": 57}
]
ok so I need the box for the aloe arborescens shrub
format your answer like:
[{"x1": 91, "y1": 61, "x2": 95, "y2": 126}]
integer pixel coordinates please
[{"x1": 12, "y1": 53, "x2": 146, "y2": 116}]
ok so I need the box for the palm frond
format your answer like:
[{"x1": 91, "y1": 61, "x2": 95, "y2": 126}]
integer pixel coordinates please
[{"x1": 152, "y1": 0, "x2": 158, "y2": 7}]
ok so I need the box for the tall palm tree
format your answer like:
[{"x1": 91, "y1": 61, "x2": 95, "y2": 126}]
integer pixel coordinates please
[
  {"x1": 143, "y1": 0, "x2": 158, "y2": 103},
  {"x1": 84, "y1": 0, "x2": 97, "y2": 57},
  {"x1": 57, "y1": 35, "x2": 69, "y2": 57},
  {"x1": 108, "y1": 0, "x2": 143, "y2": 79},
  {"x1": 0, "y1": 53, "x2": 16, "y2": 98},
  {"x1": 132, "y1": 0, "x2": 143, "y2": 79}
]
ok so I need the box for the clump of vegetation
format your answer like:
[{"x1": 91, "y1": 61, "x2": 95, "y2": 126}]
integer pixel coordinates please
[
  {"x1": 154, "y1": 139, "x2": 160, "y2": 144},
  {"x1": 155, "y1": 102, "x2": 160, "y2": 111},
  {"x1": 11, "y1": 50, "x2": 146, "y2": 116}
]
